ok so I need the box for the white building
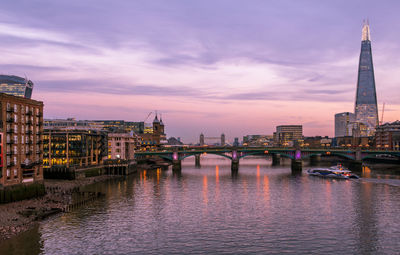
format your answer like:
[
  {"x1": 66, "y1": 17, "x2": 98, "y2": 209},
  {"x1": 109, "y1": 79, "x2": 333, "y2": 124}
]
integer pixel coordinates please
[{"x1": 107, "y1": 133, "x2": 142, "y2": 160}]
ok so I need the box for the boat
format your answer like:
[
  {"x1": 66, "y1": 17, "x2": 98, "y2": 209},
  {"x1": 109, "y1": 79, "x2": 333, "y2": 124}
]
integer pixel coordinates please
[{"x1": 307, "y1": 165, "x2": 359, "y2": 179}]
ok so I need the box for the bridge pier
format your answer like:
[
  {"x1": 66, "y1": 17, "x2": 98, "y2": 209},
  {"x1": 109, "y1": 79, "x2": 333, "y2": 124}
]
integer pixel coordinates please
[
  {"x1": 172, "y1": 159, "x2": 182, "y2": 173},
  {"x1": 231, "y1": 159, "x2": 239, "y2": 172},
  {"x1": 195, "y1": 154, "x2": 201, "y2": 168},
  {"x1": 272, "y1": 154, "x2": 281, "y2": 165},
  {"x1": 310, "y1": 154, "x2": 321, "y2": 166},
  {"x1": 348, "y1": 160, "x2": 362, "y2": 172},
  {"x1": 291, "y1": 159, "x2": 302, "y2": 173}
]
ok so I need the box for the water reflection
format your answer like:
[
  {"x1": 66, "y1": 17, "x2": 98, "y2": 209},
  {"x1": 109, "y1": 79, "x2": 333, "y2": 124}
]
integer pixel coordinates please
[
  {"x1": 1, "y1": 158, "x2": 400, "y2": 254},
  {"x1": 354, "y1": 182, "x2": 380, "y2": 254}
]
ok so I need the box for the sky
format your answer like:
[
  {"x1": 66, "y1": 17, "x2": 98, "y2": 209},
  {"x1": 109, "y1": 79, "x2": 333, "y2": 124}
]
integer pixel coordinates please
[{"x1": 1, "y1": 0, "x2": 400, "y2": 143}]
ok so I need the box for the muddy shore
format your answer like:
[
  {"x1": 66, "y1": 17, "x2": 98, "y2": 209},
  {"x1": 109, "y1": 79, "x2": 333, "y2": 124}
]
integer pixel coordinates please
[{"x1": 0, "y1": 175, "x2": 121, "y2": 243}]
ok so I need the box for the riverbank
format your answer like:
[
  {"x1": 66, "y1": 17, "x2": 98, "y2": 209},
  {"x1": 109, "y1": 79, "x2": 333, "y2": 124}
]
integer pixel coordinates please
[{"x1": 0, "y1": 175, "x2": 121, "y2": 242}]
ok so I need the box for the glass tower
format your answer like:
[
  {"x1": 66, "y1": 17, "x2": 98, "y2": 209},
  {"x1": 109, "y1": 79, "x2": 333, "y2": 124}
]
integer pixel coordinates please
[
  {"x1": 0, "y1": 75, "x2": 34, "y2": 99},
  {"x1": 354, "y1": 20, "x2": 378, "y2": 136}
]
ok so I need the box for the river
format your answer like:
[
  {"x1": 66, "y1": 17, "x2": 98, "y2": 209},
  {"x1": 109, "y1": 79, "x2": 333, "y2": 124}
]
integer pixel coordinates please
[{"x1": 1, "y1": 156, "x2": 400, "y2": 254}]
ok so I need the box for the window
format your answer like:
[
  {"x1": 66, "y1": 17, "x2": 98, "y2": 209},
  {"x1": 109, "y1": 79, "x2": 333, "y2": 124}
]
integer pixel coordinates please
[
  {"x1": 14, "y1": 104, "x2": 18, "y2": 112},
  {"x1": 14, "y1": 169, "x2": 18, "y2": 177},
  {"x1": 14, "y1": 114, "x2": 17, "y2": 122},
  {"x1": 6, "y1": 169, "x2": 10, "y2": 178},
  {"x1": 14, "y1": 135, "x2": 18, "y2": 144},
  {"x1": 13, "y1": 157, "x2": 16, "y2": 165}
]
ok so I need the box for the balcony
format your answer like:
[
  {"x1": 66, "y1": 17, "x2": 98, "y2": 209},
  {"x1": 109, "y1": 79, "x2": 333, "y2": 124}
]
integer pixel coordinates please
[
  {"x1": 6, "y1": 117, "x2": 14, "y2": 123},
  {"x1": 26, "y1": 130, "x2": 33, "y2": 135},
  {"x1": 6, "y1": 151, "x2": 13, "y2": 155},
  {"x1": 26, "y1": 111, "x2": 33, "y2": 116},
  {"x1": 6, "y1": 108, "x2": 14, "y2": 113},
  {"x1": 26, "y1": 120, "x2": 32, "y2": 125},
  {"x1": 6, "y1": 140, "x2": 14, "y2": 144},
  {"x1": 36, "y1": 112, "x2": 43, "y2": 118},
  {"x1": 6, "y1": 128, "x2": 14, "y2": 134}
]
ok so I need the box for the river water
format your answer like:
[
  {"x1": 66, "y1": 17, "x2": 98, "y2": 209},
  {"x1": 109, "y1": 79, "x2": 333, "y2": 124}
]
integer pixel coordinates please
[{"x1": 1, "y1": 157, "x2": 400, "y2": 254}]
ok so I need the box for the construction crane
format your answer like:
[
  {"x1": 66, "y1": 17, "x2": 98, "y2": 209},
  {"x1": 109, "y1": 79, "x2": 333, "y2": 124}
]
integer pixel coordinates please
[
  {"x1": 380, "y1": 102, "x2": 385, "y2": 125},
  {"x1": 143, "y1": 112, "x2": 153, "y2": 123}
]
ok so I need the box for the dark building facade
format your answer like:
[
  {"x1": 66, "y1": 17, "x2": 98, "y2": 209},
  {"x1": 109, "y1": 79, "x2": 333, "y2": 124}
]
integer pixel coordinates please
[
  {"x1": 354, "y1": 21, "x2": 379, "y2": 136},
  {"x1": 0, "y1": 75, "x2": 34, "y2": 99}
]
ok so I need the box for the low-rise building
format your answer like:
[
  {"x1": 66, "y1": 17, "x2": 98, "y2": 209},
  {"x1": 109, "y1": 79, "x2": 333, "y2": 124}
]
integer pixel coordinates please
[
  {"x1": 303, "y1": 136, "x2": 332, "y2": 148},
  {"x1": 243, "y1": 135, "x2": 274, "y2": 146},
  {"x1": 108, "y1": 132, "x2": 142, "y2": 160},
  {"x1": 375, "y1": 121, "x2": 400, "y2": 150},
  {"x1": 0, "y1": 93, "x2": 44, "y2": 187}
]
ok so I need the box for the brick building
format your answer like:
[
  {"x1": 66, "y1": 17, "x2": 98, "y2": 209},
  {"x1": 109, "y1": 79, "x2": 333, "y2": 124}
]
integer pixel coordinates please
[{"x1": 0, "y1": 93, "x2": 43, "y2": 188}]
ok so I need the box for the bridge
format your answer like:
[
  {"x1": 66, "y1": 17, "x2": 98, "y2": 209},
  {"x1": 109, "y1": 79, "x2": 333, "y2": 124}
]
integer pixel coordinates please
[{"x1": 135, "y1": 147, "x2": 400, "y2": 173}]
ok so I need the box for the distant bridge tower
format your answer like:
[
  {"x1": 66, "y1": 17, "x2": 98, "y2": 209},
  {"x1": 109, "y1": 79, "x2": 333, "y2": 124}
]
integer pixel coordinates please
[
  {"x1": 221, "y1": 133, "x2": 225, "y2": 146},
  {"x1": 200, "y1": 133, "x2": 205, "y2": 146}
]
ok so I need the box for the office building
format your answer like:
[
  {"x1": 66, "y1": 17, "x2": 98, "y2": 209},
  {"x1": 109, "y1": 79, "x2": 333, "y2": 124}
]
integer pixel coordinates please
[
  {"x1": 43, "y1": 129, "x2": 107, "y2": 169},
  {"x1": 275, "y1": 125, "x2": 303, "y2": 147},
  {"x1": 0, "y1": 75, "x2": 34, "y2": 99},
  {"x1": 335, "y1": 112, "x2": 355, "y2": 137}
]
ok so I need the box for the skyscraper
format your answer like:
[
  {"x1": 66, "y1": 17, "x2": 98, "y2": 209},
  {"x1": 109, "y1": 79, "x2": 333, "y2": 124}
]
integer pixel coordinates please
[
  {"x1": 335, "y1": 112, "x2": 355, "y2": 137},
  {"x1": 0, "y1": 75, "x2": 34, "y2": 99},
  {"x1": 354, "y1": 20, "x2": 378, "y2": 136}
]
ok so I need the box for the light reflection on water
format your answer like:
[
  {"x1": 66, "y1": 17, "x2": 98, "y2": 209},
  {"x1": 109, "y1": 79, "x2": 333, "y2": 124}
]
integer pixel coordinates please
[{"x1": 1, "y1": 157, "x2": 400, "y2": 255}]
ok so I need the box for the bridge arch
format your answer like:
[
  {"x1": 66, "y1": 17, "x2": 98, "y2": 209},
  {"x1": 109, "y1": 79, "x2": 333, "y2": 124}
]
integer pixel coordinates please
[
  {"x1": 180, "y1": 152, "x2": 232, "y2": 160},
  {"x1": 361, "y1": 152, "x2": 400, "y2": 160},
  {"x1": 239, "y1": 151, "x2": 295, "y2": 160},
  {"x1": 300, "y1": 152, "x2": 354, "y2": 160}
]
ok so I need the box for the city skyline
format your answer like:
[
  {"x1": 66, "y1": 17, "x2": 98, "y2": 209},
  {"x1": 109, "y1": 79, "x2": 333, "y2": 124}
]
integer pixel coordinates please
[{"x1": 1, "y1": 1, "x2": 400, "y2": 142}]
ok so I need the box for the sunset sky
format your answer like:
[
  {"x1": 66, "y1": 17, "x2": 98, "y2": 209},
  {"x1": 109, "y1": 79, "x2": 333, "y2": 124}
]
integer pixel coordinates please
[{"x1": 1, "y1": 0, "x2": 400, "y2": 143}]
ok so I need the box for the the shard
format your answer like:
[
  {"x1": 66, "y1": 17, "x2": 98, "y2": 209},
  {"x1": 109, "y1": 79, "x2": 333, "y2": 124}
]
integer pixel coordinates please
[{"x1": 354, "y1": 20, "x2": 378, "y2": 136}]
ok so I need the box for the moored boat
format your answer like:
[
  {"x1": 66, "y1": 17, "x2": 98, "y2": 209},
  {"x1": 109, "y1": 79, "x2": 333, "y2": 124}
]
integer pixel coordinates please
[{"x1": 307, "y1": 165, "x2": 359, "y2": 179}]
